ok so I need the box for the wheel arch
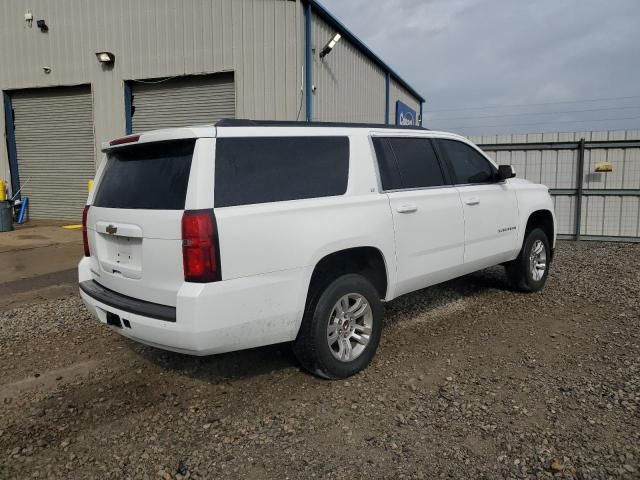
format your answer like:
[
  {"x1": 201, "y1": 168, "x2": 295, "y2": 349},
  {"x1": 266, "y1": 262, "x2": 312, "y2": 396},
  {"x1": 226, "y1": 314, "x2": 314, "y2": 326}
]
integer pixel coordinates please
[
  {"x1": 523, "y1": 209, "x2": 555, "y2": 260},
  {"x1": 305, "y1": 246, "x2": 390, "y2": 303}
]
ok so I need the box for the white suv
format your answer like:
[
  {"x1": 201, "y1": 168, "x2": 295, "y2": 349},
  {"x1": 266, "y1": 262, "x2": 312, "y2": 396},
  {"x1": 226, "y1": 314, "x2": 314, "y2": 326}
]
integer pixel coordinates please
[{"x1": 79, "y1": 119, "x2": 556, "y2": 379}]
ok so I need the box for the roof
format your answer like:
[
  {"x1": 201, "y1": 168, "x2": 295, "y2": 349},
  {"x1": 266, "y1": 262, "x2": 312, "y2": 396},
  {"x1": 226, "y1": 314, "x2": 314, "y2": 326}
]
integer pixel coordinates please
[
  {"x1": 215, "y1": 119, "x2": 428, "y2": 130},
  {"x1": 304, "y1": 0, "x2": 425, "y2": 103}
]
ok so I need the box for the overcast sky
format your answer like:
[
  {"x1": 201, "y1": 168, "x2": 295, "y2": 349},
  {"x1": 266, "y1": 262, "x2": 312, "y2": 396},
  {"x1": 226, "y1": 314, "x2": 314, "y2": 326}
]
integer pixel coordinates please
[{"x1": 321, "y1": 0, "x2": 640, "y2": 136}]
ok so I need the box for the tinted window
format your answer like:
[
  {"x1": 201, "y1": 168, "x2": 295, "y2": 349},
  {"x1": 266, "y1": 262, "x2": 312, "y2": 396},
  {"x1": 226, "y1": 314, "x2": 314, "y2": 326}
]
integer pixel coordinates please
[
  {"x1": 372, "y1": 137, "x2": 446, "y2": 190},
  {"x1": 94, "y1": 140, "x2": 194, "y2": 210},
  {"x1": 215, "y1": 137, "x2": 349, "y2": 207},
  {"x1": 372, "y1": 137, "x2": 401, "y2": 190},
  {"x1": 438, "y1": 139, "x2": 496, "y2": 184}
]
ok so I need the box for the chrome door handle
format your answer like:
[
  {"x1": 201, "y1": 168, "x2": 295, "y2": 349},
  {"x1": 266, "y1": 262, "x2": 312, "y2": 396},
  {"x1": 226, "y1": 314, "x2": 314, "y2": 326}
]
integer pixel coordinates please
[
  {"x1": 396, "y1": 204, "x2": 417, "y2": 214},
  {"x1": 465, "y1": 197, "x2": 480, "y2": 206}
]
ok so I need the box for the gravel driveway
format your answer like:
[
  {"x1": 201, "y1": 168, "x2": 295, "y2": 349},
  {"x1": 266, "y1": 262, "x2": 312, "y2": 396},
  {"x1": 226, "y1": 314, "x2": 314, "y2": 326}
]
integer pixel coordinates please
[{"x1": 0, "y1": 241, "x2": 638, "y2": 479}]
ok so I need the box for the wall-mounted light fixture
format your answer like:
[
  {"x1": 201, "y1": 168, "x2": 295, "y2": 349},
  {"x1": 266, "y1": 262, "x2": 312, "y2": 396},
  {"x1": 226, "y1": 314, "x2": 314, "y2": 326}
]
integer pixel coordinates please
[
  {"x1": 95, "y1": 52, "x2": 116, "y2": 65},
  {"x1": 319, "y1": 33, "x2": 341, "y2": 59},
  {"x1": 36, "y1": 19, "x2": 48, "y2": 32}
]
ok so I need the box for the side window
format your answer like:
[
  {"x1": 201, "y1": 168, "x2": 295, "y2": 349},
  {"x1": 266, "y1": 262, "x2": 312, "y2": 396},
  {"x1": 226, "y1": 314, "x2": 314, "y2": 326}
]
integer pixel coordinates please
[
  {"x1": 215, "y1": 136, "x2": 349, "y2": 207},
  {"x1": 372, "y1": 137, "x2": 401, "y2": 190},
  {"x1": 372, "y1": 137, "x2": 446, "y2": 190},
  {"x1": 437, "y1": 139, "x2": 497, "y2": 184}
]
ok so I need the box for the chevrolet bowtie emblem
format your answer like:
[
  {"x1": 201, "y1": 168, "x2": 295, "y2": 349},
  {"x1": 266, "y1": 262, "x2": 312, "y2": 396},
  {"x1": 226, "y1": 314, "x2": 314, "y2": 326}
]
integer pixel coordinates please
[{"x1": 106, "y1": 224, "x2": 118, "y2": 235}]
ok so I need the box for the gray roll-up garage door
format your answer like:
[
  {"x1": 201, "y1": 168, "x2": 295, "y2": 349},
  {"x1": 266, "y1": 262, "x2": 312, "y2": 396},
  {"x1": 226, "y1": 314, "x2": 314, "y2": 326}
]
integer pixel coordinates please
[
  {"x1": 11, "y1": 85, "x2": 95, "y2": 221},
  {"x1": 130, "y1": 72, "x2": 235, "y2": 133}
]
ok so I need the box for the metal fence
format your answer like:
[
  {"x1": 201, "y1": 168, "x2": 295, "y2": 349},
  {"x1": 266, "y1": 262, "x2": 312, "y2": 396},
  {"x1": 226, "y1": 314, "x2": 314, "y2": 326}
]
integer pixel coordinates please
[{"x1": 469, "y1": 130, "x2": 640, "y2": 242}]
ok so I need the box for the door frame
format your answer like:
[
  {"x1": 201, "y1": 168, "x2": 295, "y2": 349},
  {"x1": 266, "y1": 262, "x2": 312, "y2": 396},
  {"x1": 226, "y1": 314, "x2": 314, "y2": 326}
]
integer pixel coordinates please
[{"x1": 3, "y1": 83, "x2": 94, "y2": 200}]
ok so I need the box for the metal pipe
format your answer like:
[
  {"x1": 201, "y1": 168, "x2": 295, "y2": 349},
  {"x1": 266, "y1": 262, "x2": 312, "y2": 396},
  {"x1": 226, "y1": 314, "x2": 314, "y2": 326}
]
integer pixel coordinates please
[
  {"x1": 304, "y1": 3, "x2": 313, "y2": 122},
  {"x1": 478, "y1": 139, "x2": 640, "y2": 151},
  {"x1": 384, "y1": 71, "x2": 390, "y2": 124},
  {"x1": 557, "y1": 234, "x2": 640, "y2": 243},
  {"x1": 575, "y1": 138, "x2": 586, "y2": 241},
  {"x1": 550, "y1": 188, "x2": 640, "y2": 197}
]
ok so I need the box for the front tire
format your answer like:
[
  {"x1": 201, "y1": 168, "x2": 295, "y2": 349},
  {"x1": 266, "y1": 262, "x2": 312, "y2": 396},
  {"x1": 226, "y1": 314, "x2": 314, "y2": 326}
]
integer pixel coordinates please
[
  {"x1": 293, "y1": 274, "x2": 383, "y2": 379},
  {"x1": 505, "y1": 227, "x2": 551, "y2": 292}
]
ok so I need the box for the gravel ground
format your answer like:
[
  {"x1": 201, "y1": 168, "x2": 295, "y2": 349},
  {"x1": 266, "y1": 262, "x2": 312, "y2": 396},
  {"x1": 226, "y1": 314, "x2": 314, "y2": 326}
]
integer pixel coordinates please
[{"x1": 0, "y1": 241, "x2": 638, "y2": 479}]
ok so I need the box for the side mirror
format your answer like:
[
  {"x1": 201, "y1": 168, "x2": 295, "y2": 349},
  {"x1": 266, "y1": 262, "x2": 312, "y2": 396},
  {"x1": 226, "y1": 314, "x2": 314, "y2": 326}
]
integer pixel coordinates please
[{"x1": 498, "y1": 164, "x2": 516, "y2": 180}]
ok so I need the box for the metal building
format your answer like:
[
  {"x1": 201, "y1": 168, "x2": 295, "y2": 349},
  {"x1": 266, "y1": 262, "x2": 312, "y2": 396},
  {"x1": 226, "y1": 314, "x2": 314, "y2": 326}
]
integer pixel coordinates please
[{"x1": 0, "y1": 0, "x2": 424, "y2": 220}]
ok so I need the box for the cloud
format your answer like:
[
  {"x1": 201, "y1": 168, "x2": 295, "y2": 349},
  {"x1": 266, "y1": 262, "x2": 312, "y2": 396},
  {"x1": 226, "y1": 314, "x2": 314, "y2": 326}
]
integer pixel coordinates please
[{"x1": 319, "y1": 0, "x2": 640, "y2": 135}]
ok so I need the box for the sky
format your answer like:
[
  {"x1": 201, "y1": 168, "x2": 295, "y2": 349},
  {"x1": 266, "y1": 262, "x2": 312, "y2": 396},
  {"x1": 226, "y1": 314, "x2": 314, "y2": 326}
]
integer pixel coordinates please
[{"x1": 320, "y1": 0, "x2": 640, "y2": 136}]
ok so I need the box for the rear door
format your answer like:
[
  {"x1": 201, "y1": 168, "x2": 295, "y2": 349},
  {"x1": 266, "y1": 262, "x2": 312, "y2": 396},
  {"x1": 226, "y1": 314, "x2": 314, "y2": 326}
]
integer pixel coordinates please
[
  {"x1": 435, "y1": 138, "x2": 519, "y2": 266},
  {"x1": 86, "y1": 139, "x2": 198, "y2": 306},
  {"x1": 373, "y1": 136, "x2": 465, "y2": 297}
]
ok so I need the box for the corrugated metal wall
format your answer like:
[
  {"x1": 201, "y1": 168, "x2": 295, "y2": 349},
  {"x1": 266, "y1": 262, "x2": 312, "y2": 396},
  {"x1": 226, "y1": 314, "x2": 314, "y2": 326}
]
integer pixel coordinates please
[
  {"x1": 311, "y1": 14, "x2": 386, "y2": 123},
  {"x1": 470, "y1": 130, "x2": 640, "y2": 240},
  {"x1": 389, "y1": 78, "x2": 421, "y2": 124},
  {"x1": 0, "y1": 0, "x2": 304, "y2": 191},
  {"x1": 0, "y1": 0, "x2": 423, "y2": 199}
]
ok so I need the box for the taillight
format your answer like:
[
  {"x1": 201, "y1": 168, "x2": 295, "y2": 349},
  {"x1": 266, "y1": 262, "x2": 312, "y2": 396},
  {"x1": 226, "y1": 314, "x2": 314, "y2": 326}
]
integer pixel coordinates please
[
  {"x1": 82, "y1": 206, "x2": 90, "y2": 257},
  {"x1": 181, "y1": 209, "x2": 221, "y2": 283}
]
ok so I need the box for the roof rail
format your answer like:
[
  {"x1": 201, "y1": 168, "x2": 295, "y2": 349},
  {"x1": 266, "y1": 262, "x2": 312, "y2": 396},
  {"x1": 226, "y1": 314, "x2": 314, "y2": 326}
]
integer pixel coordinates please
[{"x1": 215, "y1": 119, "x2": 428, "y2": 130}]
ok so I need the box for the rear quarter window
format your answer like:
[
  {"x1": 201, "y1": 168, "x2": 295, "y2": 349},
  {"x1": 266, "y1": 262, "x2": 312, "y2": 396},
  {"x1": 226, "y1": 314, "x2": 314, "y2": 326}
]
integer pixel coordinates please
[
  {"x1": 214, "y1": 136, "x2": 349, "y2": 207},
  {"x1": 93, "y1": 140, "x2": 194, "y2": 210}
]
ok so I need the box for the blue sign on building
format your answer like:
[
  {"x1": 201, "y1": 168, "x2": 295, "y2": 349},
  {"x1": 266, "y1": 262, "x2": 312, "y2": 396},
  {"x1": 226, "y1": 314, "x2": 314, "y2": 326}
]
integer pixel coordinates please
[{"x1": 396, "y1": 100, "x2": 417, "y2": 126}]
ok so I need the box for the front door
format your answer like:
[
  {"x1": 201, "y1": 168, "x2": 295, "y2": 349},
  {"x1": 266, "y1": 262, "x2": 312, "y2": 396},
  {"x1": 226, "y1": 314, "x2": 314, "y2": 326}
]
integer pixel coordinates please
[{"x1": 435, "y1": 138, "x2": 519, "y2": 267}]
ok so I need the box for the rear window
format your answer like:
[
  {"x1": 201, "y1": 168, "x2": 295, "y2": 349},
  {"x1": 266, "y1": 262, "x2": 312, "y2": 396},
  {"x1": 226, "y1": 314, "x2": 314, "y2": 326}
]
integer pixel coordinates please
[
  {"x1": 93, "y1": 140, "x2": 194, "y2": 210},
  {"x1": 214, "y1": 136, "x2": 349, "y2": 207}
]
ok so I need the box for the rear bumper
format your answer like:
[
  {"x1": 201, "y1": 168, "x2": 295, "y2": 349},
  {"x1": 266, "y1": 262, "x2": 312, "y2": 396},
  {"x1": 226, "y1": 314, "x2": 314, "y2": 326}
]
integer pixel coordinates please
[
  {"x1": 80, "y1": 288, "x2": 200, "y2": 354},
  {"x1": 78, "y1": 257, "x2": 310, "y2": 356},
  {"x1": 79, "y1": 280, "x2": 176, "y2": 322}
]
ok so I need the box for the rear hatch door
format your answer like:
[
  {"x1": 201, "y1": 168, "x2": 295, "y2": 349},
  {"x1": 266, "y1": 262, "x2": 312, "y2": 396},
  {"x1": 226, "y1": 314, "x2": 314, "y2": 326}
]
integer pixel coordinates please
[{"x1": 86, "y1": 139, "x2": 196, "y2": 307}]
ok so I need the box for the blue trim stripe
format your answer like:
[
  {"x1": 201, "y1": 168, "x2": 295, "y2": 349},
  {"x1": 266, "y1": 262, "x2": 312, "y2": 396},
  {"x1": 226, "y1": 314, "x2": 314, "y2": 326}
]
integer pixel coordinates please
[
  {"x1": 305, "y1": 0, "x2": 424, "y2": 103},
  {"x1": 3, "y1": 92, "x2": 20, "y2": 197},
  {"x1": 124, "y1": 82, "x2": 133, "y2": 135},
  {"x1": 304, "y1": 3, "x2": 313, "y2": 122}
]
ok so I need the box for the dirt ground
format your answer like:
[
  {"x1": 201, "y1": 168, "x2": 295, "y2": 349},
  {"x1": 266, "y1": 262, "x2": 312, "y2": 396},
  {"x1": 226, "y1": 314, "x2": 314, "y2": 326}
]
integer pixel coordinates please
[
  {"x1": 0, "y1": 241, "x2": 638, "y2": 479},
  {"x1": 0, "y1": 221, "x2": 81, "y2": 286}
]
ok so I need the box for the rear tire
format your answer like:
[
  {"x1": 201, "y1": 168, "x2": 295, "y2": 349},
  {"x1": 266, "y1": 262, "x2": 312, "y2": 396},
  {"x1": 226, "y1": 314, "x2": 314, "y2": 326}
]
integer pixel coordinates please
[
  {"x1": 293, "y1": 274, "x2": 383, "y2": 379},
  {"x1": 505, "y1": 227, "x2": 551, "y2": 292}
]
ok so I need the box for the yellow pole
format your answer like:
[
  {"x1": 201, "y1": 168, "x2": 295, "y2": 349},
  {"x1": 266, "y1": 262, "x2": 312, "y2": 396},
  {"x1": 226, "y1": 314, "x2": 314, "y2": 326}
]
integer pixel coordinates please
[
  {"x1": 87, "y1": 179, "x2": 94, "y2": 193},
  {"x1": 0, "y1": 180, "x2": 6, "y2": 201}
]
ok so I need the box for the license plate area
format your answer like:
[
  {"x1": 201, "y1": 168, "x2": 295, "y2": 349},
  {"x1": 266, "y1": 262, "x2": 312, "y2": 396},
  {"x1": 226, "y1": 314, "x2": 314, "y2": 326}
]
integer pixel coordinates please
[
  {"x1": 96, "y1": 233, "x2": 143, "y2": 279},
  {"x1": 108, "y1": 235, "x2": 142, "y2": 267}
]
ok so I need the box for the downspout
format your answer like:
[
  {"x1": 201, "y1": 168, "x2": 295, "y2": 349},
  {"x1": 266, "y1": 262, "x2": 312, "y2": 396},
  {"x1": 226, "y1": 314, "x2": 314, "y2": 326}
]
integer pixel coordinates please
[
  {"x1": 2, "y1": 92, "x2": 20, "y2": 197},
  {"x1": 304, "y1": 2, "x2": 313, "y2": 122},
  {"x1": 385, "y1": 72, "x2": 390, "y2": 124},
  {"x1": 420, "y1": 101, "x2": 424, "y2": 127}
]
